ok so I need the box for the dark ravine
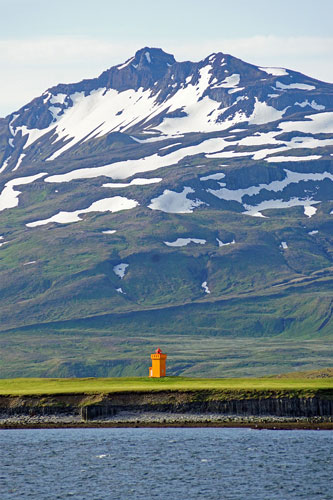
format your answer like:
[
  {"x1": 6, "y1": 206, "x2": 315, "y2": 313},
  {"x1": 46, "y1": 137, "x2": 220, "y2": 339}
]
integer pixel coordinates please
[{"x1": 1, "y1": 391, "x2": 332, "y2": 429}]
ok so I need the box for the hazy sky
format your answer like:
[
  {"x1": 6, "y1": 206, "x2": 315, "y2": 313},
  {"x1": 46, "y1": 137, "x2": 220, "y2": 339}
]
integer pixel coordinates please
[{"x1": 1, "y1": 0, "x2": 332, "y2": 116}]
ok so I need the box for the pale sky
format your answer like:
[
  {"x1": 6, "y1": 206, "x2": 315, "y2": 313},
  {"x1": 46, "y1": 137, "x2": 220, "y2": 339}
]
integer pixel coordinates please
[{"x1": 0, "y1": 0, "x2": 332, "y2": 117}]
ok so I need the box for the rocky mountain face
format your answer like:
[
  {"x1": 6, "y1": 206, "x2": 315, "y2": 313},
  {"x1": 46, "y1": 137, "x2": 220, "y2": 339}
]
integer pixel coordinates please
[{"x1": 0, "y1": 48, "x2": 332, "y2": 377}]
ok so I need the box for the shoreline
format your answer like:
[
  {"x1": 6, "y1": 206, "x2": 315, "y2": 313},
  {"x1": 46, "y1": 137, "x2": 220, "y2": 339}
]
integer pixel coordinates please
[
  {"x1": 1, "y1": 422, "x2": 332, "y2": 430},
  {"x1": 1, "y1": 412, "x2": 332, "y2": 430}
]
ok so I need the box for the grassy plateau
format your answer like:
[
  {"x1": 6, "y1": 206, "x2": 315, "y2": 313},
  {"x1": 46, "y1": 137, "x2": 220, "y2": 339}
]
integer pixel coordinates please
[{"x1": 0, "y1": 374, "x2": 332, "y2": 397}]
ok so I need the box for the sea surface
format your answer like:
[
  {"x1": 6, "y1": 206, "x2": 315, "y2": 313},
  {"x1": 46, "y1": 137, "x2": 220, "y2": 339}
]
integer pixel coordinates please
[{"x1": 0, "y1": 428, "x2": 332, "y2": 499}]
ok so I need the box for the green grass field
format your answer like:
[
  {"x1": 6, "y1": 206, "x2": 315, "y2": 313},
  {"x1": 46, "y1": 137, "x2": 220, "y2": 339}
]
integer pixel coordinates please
[{"x1": 0, "y1": 375, "x2": 332, "y2": 397}]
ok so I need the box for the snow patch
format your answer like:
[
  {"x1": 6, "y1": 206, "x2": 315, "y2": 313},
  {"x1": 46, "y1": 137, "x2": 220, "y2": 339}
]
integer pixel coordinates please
[
  {"x1": 308, "y1": 230, "x2": 318, "y2": 235},
  {"x1": 164, "y1": 237, "x2": 206, "y2": 247},
  {"x1": 113, "y1": 263, "x2": 129, "y2": 279},
  {"x1": 26, "y1": 197, "x2": 138, "y2": 227},
  {"x1": 102, "y1": 230, "x2": 117, "y2": 234},
  {"x1": 216, "y1": 238, "x2": 235, "y2": 247},
  {"x1": 0, "y1": 173, "x2": 47, "y2": 212},
  {"x1": 248, "y1": 99, "x2": 286, "y2": 125},
  {"x1": 211, "y1": 74, "x2": 240, "y2": 89},
  {"x1": 159, "y1": 143, "x2": 182, "y2": 150},
  {"x1": 117, "y1": 57, "x2": 134, "y2": 70},
  {"x1": 200, "y1": 173, "x2": 225, "y2": 181},
  {"x1": 228, "y1": 87, "x2": 245, "y2": 94},
  {"x1": 259, "y1": 67, "x2": 288, "y2": 76},
  {"x1": 103, "y1": 178, "x2": 162, "y2": 188},
  {"x1": 280, "y1": 241, "x2": 288, "y2": 249},
  {"x1": 244, "y1": 198, "x2": 320, "y2": 217},
  {"x1": 148, "y1": 187, "x2": 205, "y2": 214},
  {"x1": 278, "y1": 112, "x2": 333, "y2": 134},
  {"x1": 265, "y1": 155, "x2": 322, "y2": 163},
  {"x1": 304, "y1": 205, "x2": 317, "y2": 218},
  {"x1": 50, "y1": 93, "x2": 67, "y2": 105},
  {"x1": 12, "y1": 153, "x2": 25, "y2": 171},
  {"x1": 0, "y1": 157, "x2": 11, "y2": 174},
  {"x1": 276, "y1": 81, "x2": 315, "y2": 91},
  {"x1": 295, "y1": 100, "x2": 325, "y2": 111},
  {"x1": 201, "y1": 281, "x2": 210, "y2": 294}
]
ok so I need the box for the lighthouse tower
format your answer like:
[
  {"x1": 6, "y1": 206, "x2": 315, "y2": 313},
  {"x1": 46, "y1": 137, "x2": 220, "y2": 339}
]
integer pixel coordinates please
[{"x1": 149, "y1": 348, "x2": 167, "y2": 378}]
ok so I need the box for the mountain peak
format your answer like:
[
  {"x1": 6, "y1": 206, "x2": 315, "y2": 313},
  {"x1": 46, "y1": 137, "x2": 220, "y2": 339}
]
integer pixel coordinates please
[{"x1": 133, "y1": 47, "x2": 176, "y2": 67}]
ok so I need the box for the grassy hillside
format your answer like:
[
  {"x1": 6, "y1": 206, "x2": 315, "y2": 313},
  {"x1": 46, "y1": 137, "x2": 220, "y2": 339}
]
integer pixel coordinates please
[
  {"x1": 0, "y1": 158, "x2": 332, "y2": 378},
  {"x1": 0, "y1": 374, "x2": 332, "y2": 397}
]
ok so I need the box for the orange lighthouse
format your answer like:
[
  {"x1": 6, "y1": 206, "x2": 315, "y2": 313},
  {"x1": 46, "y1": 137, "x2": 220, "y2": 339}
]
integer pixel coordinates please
[{"x1": 149, "y1": 348, "x2": 167, "y2": 378}]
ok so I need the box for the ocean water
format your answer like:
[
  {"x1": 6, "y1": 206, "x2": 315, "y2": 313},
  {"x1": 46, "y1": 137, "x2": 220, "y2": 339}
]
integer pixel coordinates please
[{"x1": 0, "y1": 428, "x2": 332, "y2": 499}]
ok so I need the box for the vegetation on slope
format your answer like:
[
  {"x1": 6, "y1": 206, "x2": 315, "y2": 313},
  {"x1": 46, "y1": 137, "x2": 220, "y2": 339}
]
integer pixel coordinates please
[{"x1": 0, "y1": 374, "x2": 332, "y2": 398}]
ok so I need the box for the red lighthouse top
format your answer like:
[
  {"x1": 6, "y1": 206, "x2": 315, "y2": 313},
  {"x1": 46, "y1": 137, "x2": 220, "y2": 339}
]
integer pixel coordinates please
[{"x1": 155, "y1": 348, "x2": 162, "y2": 354}]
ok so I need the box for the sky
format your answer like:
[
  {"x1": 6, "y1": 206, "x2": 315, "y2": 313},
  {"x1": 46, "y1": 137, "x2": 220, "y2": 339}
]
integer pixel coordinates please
[{"x1": 0, "y1": 0, "x2": 332, "y2": 117}]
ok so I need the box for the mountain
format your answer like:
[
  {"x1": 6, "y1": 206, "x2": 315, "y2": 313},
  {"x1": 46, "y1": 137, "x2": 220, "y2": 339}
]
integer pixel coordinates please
[{"x1": 0, "y1": 47, "x2": 332, "y2": 378}]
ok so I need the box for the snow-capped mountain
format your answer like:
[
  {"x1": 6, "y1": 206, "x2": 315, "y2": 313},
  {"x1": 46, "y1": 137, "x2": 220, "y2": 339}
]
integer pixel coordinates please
[
  {"x1": 1, "y1": 47, "x2": 332, "y2": 170},
  {"x1": 0, "y1": 48, "x2": 332, "y2": 377}
]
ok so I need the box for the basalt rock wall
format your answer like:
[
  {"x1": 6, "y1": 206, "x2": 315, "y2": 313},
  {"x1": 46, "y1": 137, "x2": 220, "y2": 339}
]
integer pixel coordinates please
[{"x1": 0, "y1": 391, "x2": 332, "y2": 421}]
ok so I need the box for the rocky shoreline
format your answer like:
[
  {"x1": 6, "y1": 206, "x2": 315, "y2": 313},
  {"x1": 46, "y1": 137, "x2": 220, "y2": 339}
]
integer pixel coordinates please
[{"x1": 1, "y1": 411, "x2": 332, "y2": 430}]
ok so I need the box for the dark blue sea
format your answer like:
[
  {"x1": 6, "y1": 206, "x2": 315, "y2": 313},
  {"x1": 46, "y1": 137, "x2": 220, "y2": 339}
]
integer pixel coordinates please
[{"x1": 0, "y1": 428, "x2": 332, "y2": 499}]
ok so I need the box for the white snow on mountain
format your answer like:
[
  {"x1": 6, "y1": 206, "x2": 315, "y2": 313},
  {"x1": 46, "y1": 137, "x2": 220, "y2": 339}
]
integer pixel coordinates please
[
  {"x1": 265, "y1": 154, "x2": 322, "y2": 163},
  {"x1": 4, "y1": 56, "x2": 331, "y2": 176},
  {"x1": 201, "y1": 281, "x2": 211, "y2": 293},
  {"x1": 164, "y1": 237, "x2": 206, "y2": 247},
  {"x1": 275, "y1": 81, "x2": 316, "y2": 91},
  {"x1": 49, "y1": 93, "x2": 67, "y2": 105},
  {"x1": 277, "y1": 112, "x2": 333, "y2": 134},
  {"x1": 0, "y1": 173, "x2": 47, "y2": 212},
  {"x1": 248, "y1": 99, "x2": 286, "y2": 125},
  {"x1": 304, "y1": 206, "x2": 317, "y2": 217},
  {"x1": 216, "y1": 238, "x2": 235, "y2": 247},
  {"x1": 244, "y1": 198, "x2": 320, "y2": 217},
  {"x1": 0, "y1": 157, "x2": 11, "y2": 174},
  {"x1": 280, "y1": 241, "x2": 288, "y2": 249},
  {"x1": 11, "y1": 58, "x2": 329, "y2": 166},
  {"x1": 206, "y1": 125, "x2": 333, "y2": 162},
  {"x1": 211, "y1": 73, "x2": 240, "y2": 89},
  {"x1": 13, "y1": 153, "x2": 26, "y2": 172},
  {"x1": 200, "y1": 172, "x2": 226, "y2": 181},
  {"x1": 258, "y1": 67, "x2": 288, "y2": 76},
  {"x1": 159, "y1": 142, "x2": 182, "y2": 150},
  {"x1": 103, "y1": 178, "x2": 162, "y2": 188},
  {"x1": 26, "y1": 196, "x2": 138, "y2": 227},
  {"x1": 208, "y1": 170, "x2": 333, "y2": 203},
  {"x1": 113, "y1": 263, "x2": 129, "y2": 279},
  {"x1": 295, "y1": 100, "x2": 325, "y2": 111},
  {"x1": 149, "y1": 187, "x2": 205, "y2": 213},
  {"x1": 207, "y1": 169, "x2": 332, "y2": 213},
  {"x1": 117, "y1": 57, "x2": 134, "y2": 70},
  {"x1": 44, "y1": 137, "x2": 227, "y2": 183}
]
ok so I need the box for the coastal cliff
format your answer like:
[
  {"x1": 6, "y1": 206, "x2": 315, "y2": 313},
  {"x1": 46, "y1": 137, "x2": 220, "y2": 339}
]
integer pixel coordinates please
[{"x1": 0, "y1": 389, "x2": 332, "y2": 428}]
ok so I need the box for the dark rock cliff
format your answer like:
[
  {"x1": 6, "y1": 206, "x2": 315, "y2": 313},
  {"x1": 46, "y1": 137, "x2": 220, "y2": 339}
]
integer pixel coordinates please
[{"x1": 1, "y1": 391, "x2": 332, "y2": 421}]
